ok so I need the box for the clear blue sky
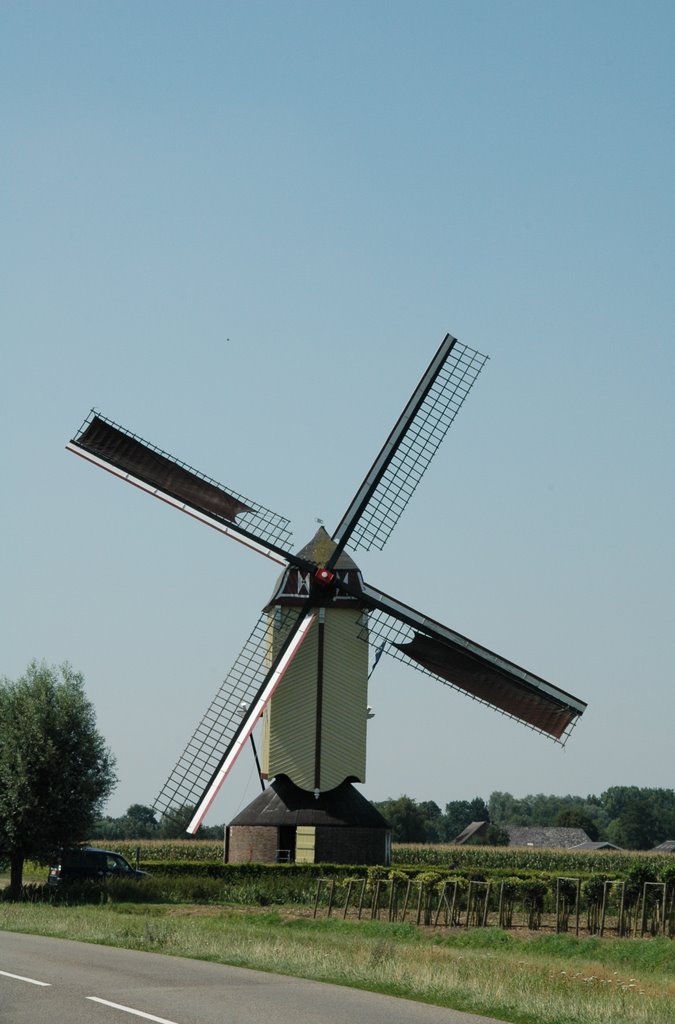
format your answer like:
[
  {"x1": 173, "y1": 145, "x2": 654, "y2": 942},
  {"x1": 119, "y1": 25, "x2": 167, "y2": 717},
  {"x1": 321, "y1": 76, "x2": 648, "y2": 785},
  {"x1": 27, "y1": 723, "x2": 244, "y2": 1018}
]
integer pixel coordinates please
[{"x1": 2, "y1": 1, "x2": 673, "y2": 825}]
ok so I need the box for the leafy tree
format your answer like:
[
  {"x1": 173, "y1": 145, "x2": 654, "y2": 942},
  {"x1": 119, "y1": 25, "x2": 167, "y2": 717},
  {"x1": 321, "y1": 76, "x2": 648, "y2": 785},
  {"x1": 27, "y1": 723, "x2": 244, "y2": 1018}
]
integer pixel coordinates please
[
  {"x1": 373, "y1": 796, "x2": 428, "y2": 842},
  {"x1": 90, "y1": 814, "x2": 125, "y2": 840},
  {"x1": 530, "y1": 793, "x2": 567, "y2": 826},
  {"x1": 485, "y1": 824, "x2": 510, "y2": 846},
  {"x1": 122, "y1": 804, "x2": 159, "y2": 838},
  {"x1": 0, "y1": 661, "x2": 116, "y2": 892},
  {"x1": 602, "y1": 786, "x2": 675, "y2": 849},
  {"x1": 554, "y1": 806, "x2": 599, "y2": 841},
  {"x1": 606, "y1": 793, "x2": 660, "y2": 850},
  {"x1": 417, "y1": 800, "x2": 444, "y2": 842},
  {"x1": 468, "y1": 796, "x2": 490, "y2": 822},
  {"x1": 92, "y1": 803, "x2": 159, "y2": 839},
  {"x1": 488, "y1": 791, "x2": 530, "y2": 826},
  {"x1": 442, "y1": 800, "x2": 474, "y2": 841},
  {"x1": 601, "y1": 786, "x2": 643, "y2": 820}
]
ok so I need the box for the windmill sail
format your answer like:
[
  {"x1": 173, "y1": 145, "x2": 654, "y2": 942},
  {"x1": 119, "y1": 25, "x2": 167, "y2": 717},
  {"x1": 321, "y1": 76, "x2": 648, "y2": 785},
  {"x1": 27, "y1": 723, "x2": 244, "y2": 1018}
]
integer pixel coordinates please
[
  {"x1": 361, "y1": 584, "x2": 586, "y2": 742},
  {"x1": 331, "y1": 336, "x2": 488, "y2": 557},
  {"x1": 154, "y1": 608, "x2": 316, "y2": 833},
  {"x1": 67, "y1": 411, "x2": 294, "y2": 564}
]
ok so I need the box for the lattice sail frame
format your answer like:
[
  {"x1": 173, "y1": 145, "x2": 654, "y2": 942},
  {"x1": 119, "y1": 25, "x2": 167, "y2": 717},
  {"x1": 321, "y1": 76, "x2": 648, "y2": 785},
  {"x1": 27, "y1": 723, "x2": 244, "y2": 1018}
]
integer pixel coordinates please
[
  {"x1": 155, "y1": 608, "x2": 313, "y2": 831},
  {"x1": 360, "y1": 604, "x2": 584, "y2": 744},
  {"x1": 332, "y1": 338, "x2": 488, "y2": 554},
  {"x1": 68, "y1": 410, "x2": 293, "y2": 556}
]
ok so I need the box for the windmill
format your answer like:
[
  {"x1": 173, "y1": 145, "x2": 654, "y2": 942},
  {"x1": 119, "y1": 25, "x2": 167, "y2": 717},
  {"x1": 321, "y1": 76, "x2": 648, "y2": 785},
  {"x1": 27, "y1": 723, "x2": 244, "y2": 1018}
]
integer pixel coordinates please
[{"x1": 67, "y1": 334, "x2": 586, "y2": 864}]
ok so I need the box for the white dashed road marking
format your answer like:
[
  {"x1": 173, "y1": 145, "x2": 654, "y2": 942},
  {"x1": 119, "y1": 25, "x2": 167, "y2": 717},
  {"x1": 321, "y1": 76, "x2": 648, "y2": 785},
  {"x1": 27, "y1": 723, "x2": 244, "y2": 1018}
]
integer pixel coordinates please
[
  {"x1": 86, "y1": 996, "x2": 181, "y2": 1024},
  {"x1": 0, "y1": 969, "x2": 51, "y2": 986}
]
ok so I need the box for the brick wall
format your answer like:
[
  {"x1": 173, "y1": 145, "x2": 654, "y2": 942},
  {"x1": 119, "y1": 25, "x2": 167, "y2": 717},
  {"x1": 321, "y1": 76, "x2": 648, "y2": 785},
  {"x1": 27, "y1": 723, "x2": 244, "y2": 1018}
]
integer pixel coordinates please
[
  {"x1": 228, "y1": 824, "x2": 391, "y2": 864},
  {"x1": 315, "y1": 827, "x2": 390, "y2": 865},
  {"x1": 227, "y1": 825, "x2": 279, "y2": 863}
]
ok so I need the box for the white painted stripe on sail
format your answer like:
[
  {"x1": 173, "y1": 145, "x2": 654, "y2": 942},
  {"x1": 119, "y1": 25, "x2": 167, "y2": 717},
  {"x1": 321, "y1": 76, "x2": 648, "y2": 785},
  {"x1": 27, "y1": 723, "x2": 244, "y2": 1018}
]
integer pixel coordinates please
[
  {"x1": 186, "y1": 612, "x2": 317, "y2": 832},
  {"x1": 65, "y1": 444, "x2": 288, "y2": 566}
]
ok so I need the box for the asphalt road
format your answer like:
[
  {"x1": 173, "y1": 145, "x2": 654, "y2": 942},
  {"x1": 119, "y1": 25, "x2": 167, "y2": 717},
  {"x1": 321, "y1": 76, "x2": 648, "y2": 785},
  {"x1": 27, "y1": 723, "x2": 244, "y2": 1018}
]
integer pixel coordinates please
[{"x1": 0, "y1": 931, "x2": 506, "y2": 1024}]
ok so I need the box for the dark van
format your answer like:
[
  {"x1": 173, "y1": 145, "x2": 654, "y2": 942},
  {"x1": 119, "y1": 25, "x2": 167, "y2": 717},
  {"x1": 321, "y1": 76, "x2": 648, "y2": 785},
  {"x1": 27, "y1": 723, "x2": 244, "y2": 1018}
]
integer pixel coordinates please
[{"x1": 48, "y1": 846, "x2": 149, "y2": 886}]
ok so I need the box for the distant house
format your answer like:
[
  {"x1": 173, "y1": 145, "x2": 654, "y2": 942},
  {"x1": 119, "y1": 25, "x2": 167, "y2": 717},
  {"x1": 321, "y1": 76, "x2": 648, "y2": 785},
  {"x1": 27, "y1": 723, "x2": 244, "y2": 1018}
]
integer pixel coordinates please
[
  {"x1": 506, "y1": 826, "x2": 590, "y2": 849},
  {"x1": 452, "y1": 823, "x2": 594, "y2": 848},
  {"x1": 652, "y1": 840, "x2": 675, "y2": 853},
  {"x1": 452, "y1": 821, "x2": 490, "y2": 845},
  {"x1": 570, "y1": 840, "x2": 622, "y2": 851}
]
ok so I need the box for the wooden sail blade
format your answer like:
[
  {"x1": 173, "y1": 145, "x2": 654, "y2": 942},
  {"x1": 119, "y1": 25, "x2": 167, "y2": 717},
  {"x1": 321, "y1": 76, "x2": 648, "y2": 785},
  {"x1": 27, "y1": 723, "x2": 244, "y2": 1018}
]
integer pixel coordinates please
[
  {"x1": 361, "y1": 583, "x2": 586, "y2": 742},
  {"x1": 331, "y1": 336, "x2": 488, "y2": 557},
  {"x1": 67, "y1": 411, "x2": 293, "y2": 564},
  {"x1": 153, "y1": 608, "x2": 316, "y2": 834}
]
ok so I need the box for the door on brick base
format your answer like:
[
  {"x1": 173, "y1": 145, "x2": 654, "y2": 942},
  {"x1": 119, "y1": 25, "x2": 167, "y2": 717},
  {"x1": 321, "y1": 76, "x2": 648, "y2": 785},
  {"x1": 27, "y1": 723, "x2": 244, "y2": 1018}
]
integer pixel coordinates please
[
  {"x1": 295, "y1": 826, "x2": 316, "y2": 864},
  {"x1": 277, "y1": 826, "x2": 295, "y2": 862}
]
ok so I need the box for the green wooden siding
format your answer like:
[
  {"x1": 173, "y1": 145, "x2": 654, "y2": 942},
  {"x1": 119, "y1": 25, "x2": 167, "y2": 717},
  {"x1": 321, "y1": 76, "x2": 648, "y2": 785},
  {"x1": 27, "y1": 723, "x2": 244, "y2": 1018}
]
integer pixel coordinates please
[
  {"x1": 262, "y1": 608, "x2": 369, "y2": 792},
  {"x1": 319, "y1": 609, "x2": 368, "y2": 790},
  {"x1": 261, "y1": 617, "x2": 319, "y2": 790}
]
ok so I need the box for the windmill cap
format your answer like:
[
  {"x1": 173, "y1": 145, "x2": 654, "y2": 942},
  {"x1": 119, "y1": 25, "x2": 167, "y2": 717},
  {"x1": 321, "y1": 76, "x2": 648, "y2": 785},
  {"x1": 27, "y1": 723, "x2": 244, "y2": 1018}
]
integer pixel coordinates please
[
  {"x1": 265, "y1": 526, "x2": 363, "y2": 607},
  {"x1": 295, "y1": 526, "x2": 360, "y2": 570}
]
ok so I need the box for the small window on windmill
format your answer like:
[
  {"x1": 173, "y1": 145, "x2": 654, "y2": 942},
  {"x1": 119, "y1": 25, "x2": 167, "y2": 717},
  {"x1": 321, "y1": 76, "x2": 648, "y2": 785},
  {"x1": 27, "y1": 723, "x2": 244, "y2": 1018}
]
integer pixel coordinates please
[
  {"x1": 298, "y1": 571, "x2": 311, "y2": 597},
  {"x1": 334, "y1": 571, "x2": 352, "y2": 600},
  {"x1": 284, "y1": 569, "x2": 310, "y2": 597}
]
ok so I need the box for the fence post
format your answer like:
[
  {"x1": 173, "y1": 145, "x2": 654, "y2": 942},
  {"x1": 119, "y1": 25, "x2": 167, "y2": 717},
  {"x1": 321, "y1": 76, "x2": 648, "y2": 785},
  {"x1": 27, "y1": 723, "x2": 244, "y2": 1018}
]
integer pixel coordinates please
[
  {"x1": 483, "y1": 882, "x2": 492, "y2": 927},
  {"x1": 326, "y1": 876, "x2": 336, "y2": 917},
  {"x1": 400, "y1": 879, "x2": 412, "y2": 922},
  {"x1": 371, "y1": 879, "x2": 381, "y2": 920},
  {"x1": 313, "y1": 878, "x2": 324, "y2": 919},
  {"x1": 343, "y1": 879, "x2": 354, "y2": 920}
]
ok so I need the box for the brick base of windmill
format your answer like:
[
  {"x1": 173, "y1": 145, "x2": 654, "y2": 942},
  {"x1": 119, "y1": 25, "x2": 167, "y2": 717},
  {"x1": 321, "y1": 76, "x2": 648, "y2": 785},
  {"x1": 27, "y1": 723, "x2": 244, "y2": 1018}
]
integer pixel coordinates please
[{"x1": 226, "y1": 776, "x2": 390, "y2": 865}]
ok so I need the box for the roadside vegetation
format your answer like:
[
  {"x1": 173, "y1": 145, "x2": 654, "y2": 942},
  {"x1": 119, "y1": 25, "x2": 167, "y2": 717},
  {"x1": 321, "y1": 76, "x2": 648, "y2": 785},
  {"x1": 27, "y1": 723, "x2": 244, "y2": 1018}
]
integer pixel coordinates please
[
  {"x1": 4, "y1": 843, "x2": 673, "y2": 939},
  {"x1": 2, "y1": 842, "x2": 674, "y2": 1023},
  {"x1": 1, "y1": 901, "x2": 673, "y2": 1024}
]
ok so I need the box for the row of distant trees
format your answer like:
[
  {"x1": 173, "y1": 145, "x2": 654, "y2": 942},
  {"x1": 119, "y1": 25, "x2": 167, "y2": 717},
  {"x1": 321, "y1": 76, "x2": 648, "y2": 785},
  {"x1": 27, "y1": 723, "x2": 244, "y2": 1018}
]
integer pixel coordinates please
[
  {"x1": 103, "y1": 785, "x2": 675, "y2": 851},
  {"x1": 372, "y1": 788, "x2": 675, "y2": 849},
  {"x1": 92, "y1": 803, "x2": 223, "y2": 841}
]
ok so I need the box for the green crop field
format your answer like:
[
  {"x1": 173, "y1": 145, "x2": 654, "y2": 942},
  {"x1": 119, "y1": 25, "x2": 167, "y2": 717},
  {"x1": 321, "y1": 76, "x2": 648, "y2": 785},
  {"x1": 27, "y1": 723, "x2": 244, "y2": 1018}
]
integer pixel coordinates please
[{"x1": 88, "y1": 838, "x2": 675, "y2": 878}]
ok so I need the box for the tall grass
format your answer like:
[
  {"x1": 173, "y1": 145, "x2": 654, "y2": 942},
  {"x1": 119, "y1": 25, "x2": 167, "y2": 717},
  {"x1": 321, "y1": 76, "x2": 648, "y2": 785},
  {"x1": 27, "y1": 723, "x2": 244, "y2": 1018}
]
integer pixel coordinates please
[{"x1": 1, "y1": 903, "x2": 673, "y2": 1024}]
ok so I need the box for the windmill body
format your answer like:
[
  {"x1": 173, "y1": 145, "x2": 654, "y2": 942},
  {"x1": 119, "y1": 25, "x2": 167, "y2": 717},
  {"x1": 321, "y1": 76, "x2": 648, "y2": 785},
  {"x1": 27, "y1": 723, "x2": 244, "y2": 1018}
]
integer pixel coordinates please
[
  {"x1": 262, "y1": 529, "x2": 368, "y2": 794},
  {"x1": 66, "y1": 334, "x2": 587, "y2": 864}
]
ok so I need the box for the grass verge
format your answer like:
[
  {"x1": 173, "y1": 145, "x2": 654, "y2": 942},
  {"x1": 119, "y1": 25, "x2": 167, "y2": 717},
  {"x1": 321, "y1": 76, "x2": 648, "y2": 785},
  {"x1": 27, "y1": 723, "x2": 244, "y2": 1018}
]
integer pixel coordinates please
[{"x1": 1, "y1": 903, "x2": 674, "y2": 1024}]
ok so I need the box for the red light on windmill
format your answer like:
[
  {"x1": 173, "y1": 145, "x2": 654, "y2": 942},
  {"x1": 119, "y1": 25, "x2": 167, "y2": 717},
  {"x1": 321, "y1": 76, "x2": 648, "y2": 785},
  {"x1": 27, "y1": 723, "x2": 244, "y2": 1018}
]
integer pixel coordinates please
[{"x1": 314, "y1": 568, "x2": 335, "y2": 587}]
